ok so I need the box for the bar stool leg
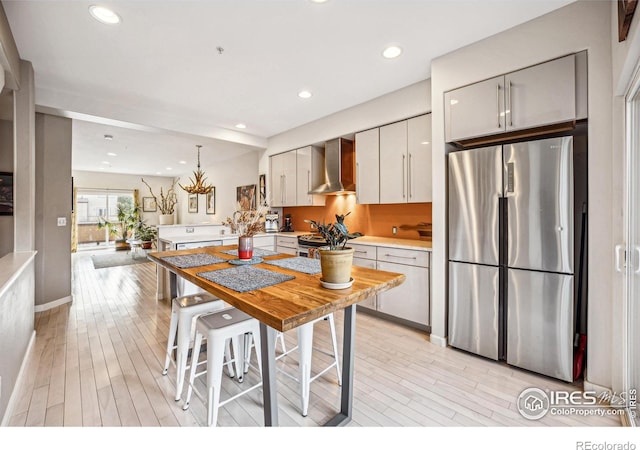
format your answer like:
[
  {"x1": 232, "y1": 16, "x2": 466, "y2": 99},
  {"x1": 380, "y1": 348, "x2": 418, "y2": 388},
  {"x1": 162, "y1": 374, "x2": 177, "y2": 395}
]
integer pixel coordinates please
[
  {"x1": 297, "y1": 323, "x2": 314, "y2": 417},
  {"x1": 162, "y1": 303, "x2": 179, "y2": 376},
  {"x1": 207, "y1": 335, "x2": 227, "y2": 427},
  {"x1": 327, "y1": 314, "x2": 342, "y2": 386},
  {"x1": 183, "y1": 330, "x2": 204, "y2": 410}
]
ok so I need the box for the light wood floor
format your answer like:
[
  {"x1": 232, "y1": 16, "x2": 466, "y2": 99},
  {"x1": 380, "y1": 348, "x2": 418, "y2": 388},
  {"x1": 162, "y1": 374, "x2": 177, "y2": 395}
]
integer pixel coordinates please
[{"x1": 8, "y1": 251, "x2": 622, "y2": 428}]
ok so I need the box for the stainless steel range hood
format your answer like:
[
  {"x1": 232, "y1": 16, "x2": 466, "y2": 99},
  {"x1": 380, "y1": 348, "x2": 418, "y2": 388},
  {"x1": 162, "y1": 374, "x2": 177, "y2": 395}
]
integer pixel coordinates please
[{"x1": 309, "y1": 137, "x2": 355, "y2": 195}]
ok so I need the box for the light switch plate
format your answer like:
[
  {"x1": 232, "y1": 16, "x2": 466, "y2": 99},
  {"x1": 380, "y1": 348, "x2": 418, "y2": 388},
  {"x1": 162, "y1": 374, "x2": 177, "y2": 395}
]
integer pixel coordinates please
[{"x1": 57, "y1": 217, "x2": 66, "y2": 227}]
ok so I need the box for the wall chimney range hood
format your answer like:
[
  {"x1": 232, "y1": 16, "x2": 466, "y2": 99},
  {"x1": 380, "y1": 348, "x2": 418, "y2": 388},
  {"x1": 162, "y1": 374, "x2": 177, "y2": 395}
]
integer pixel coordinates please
[{"x1": 309, "y1": 137, "x2": 355, "y2": 195}]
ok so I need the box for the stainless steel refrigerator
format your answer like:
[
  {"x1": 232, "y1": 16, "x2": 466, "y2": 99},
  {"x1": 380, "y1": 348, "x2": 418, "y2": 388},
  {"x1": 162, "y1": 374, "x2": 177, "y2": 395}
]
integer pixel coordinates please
[{"x1": 448, "y1": 136, "x2": 578, "y2": 382}]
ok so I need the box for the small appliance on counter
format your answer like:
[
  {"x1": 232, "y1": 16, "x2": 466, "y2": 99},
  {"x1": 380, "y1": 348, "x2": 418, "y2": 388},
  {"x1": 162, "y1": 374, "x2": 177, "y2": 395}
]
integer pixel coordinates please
[
  {"x1": 280, "y1": 214, "x2": 294, "y2": 232},
  {"x1": 265, "y1": 213, "x2": 279, "y2": 233}
]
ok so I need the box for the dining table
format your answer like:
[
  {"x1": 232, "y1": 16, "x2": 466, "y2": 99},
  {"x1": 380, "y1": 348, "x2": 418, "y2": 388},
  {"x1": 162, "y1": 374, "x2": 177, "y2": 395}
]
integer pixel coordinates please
[{"x1": 147, "y1": 244, "x2": 405, "y2": 426}]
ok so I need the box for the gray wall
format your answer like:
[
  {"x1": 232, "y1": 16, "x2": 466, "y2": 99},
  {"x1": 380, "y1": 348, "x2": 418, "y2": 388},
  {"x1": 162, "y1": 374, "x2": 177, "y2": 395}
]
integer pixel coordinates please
[
  {"x1": 0, "y1": 117, "x2": 13, "y2": 257},
  {"x1": 35, "y1": 113, "x2": 72, "y2": 307}
]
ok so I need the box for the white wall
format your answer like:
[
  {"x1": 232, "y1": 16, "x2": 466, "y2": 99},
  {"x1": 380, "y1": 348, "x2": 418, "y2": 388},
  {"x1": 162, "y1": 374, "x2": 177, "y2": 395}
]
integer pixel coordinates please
[
  {"x1": 430, "y1": 0, "x2": 614, "y2": 388},
  {"x1": 175, "y1": 150, "x2": 261, "y2": 225}
]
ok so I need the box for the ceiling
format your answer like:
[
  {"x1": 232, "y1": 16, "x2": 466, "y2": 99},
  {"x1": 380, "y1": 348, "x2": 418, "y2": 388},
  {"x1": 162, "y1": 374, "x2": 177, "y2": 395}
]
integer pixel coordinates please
[{"x1": 3, "y1": 0, "x2": 576, "y2": 176}]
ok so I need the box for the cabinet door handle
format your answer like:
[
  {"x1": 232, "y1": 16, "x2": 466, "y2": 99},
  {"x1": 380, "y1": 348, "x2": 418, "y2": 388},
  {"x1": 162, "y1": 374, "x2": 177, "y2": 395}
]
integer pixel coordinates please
[
  {"x1": 615, "y1": 244, "x2": 625, "y2": 273},
  {"x1": 497, "y1": 83, "x2": 502, "y2": 129},
  {"x1": 402, "y1": 154, "x2": 406, "y2": 198},
  {"x1": 508, "y1": 80, "x2": 513, "y2": 127},
  {"x1": 635, "y1": 246, "x2": 640, "y2": 274},
  {"x1": 307, "y1": 170, "x2": 311, "y2": 203},
  {"x1": 384, "y1": 253, "x2": 417, "y2": 260},
  {"x1": 281, "y1": 175, "x2": 285, "y2": 204},
  {"x1": 408, "y1": 153, "x2": 412, "y2": 199},
  {"x1": 356, "y1": 162, "x2": 360, "y2": 203}
]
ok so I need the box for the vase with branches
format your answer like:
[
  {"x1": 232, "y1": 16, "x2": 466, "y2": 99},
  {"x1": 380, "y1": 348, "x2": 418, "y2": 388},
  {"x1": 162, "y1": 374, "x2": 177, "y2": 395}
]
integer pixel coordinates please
[
  {"x1": 222, "y1": 203, "x2": 269, "y2": 259},
  {"x1": 141, "y1": 178, "x2": 178, "y2": 224}
]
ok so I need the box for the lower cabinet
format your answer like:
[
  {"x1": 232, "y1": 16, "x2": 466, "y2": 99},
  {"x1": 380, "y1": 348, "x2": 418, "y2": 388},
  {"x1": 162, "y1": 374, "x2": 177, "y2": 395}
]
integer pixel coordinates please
[
  {"x1": 276, "y1": 235, "x2": 298, "y2": 255},
  {"x1": 352, "y1": 243, "x2": 430, "y2": 330}
]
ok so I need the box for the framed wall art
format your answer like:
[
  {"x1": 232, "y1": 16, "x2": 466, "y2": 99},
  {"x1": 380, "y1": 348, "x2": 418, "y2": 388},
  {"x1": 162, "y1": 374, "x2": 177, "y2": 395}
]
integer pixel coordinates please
[
  {"x1": 259, "y1": 174, "x2": 266, "y2": 206},
  {"x1": 236, "y1": 184, "x2": 256, "y2": 211},
  {"x1": 188, "y1": 193, "x2": 198, "y2": 213},
  {"x1": 206, "y1": 188, "x2": 216, "y2": 215},
  {"x1": 142, "y1": 196, "x2": 157, "y2": 212},
  {"x1": 0, "y1": 172, "x2": 13, "y2": 216}
]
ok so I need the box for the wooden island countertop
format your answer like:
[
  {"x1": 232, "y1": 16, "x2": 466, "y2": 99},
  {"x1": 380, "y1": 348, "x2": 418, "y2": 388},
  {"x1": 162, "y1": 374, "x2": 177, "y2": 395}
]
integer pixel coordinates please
[{"x1": 147, "y1": 244, "x2": 405, "y2": 332}]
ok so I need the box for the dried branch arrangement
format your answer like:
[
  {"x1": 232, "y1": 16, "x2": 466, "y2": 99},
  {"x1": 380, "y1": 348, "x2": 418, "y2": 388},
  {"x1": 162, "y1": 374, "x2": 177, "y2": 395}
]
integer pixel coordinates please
[{"x1": 141, "y1": 178, "x2": 178, "y2": 215}]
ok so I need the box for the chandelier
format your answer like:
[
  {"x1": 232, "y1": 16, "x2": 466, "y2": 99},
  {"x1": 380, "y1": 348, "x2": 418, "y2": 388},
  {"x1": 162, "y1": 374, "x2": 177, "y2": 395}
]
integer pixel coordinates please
[{"x1": 179, "y1": 145, "x2": 214, "y2": 195}]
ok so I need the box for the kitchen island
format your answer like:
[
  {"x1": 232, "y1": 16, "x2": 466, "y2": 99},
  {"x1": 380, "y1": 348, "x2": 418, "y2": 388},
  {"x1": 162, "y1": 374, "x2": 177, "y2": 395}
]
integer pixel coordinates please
[{"x1": 147, "y1": 244, "x2": 405, "y2": 426}]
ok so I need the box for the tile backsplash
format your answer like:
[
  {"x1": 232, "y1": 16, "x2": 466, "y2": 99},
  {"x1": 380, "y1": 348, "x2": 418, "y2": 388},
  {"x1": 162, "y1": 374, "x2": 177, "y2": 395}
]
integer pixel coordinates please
[{"x1": 283, "y1": 195, "x2": 431, "y2": 240}]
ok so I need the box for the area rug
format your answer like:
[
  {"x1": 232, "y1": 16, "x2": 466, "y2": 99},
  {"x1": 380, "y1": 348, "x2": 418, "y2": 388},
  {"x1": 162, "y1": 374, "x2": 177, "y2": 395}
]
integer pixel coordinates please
[{"x1": 91, "y1": 252, "x2": 152, "y2": 269}]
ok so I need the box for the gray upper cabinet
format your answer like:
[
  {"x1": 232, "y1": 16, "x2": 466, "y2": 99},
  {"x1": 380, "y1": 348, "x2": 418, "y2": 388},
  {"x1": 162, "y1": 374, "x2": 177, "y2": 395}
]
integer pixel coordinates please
[
  {"x1": 445, "y1": 54, "x2": 579, "y2": 143},
  {"x1": 355, "y1": 127, "x2": 380, "y2": 204},
  {"x1": 296, "y1": 145, "x2": 325, "y2": 207}
]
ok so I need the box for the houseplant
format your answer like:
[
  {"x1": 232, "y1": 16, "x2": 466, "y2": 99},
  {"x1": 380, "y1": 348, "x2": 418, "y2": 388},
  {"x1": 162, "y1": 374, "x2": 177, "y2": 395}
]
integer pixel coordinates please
[
  {"x1": 222, "y1": 202, "x2": 268, "y2": 260},
  {"x1": 305, "y1": 212, "x2": 362, "y2": 284},
  {"x1": 135, "y1": 222, "x2": 158, "y2": 249},
  {"x1": 141, "y1": 178, "x2": 178, "y2": 225},
  {"x1": 97, "y1": 199, "x2": 141, "y2": 251}
]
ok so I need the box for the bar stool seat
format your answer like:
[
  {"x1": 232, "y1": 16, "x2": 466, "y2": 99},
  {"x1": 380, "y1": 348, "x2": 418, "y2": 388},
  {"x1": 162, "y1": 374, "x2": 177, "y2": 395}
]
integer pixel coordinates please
[
  {"x1": 162, "y1": 292, "x2": 231, "y2": 401},
  {"x1": 183, "y1": 308, "x2": 262, "y2": 427}
]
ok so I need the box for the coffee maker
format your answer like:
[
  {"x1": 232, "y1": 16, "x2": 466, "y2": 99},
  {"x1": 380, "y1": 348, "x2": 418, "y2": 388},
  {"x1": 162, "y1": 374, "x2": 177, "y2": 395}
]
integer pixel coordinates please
[
  {"x1": 280, "y1": 214, "x2": 294, "y2": 232},
  {"x1": 264, "y1": 213, "x2": 279, "y2": 233}
]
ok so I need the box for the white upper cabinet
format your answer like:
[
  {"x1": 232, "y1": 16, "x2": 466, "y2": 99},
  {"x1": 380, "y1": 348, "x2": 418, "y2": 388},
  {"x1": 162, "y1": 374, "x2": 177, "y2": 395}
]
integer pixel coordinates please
[
  {"x1": 355, "y1": 127, "x2": 380, "y2": 205},
  {"x1": 296, "y1": 145, "x2": 325, "y2": 206},
  {"x1": 445, "y1": 76, "x2": 506, "y2": 143},
  {"x1": 408, "y1": 114, "x2": 432, "y2": 203},
  {"x1": 379, "y1": 114, "x2": 432, "y2": 204},
  {"x1": 445, "y1": 54, "x2": 578, "y2": 143},
  {"x1": 379, "y1": 121, "x2": 408, "y2": 204},
  {"x1": 270, "y1": 150, "x2": 297, "y2": 207},
  {"x1": 505, "y1": 54, "x2": 575, "y2": 132}
]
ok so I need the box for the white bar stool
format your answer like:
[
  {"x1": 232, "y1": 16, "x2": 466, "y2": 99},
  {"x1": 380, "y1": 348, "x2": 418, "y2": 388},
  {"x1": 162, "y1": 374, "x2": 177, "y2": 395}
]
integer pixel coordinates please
[
  {"x1": 183, "y1": 308, "x2": 263, "y2": 427},
  {"x1": 278, "y1": 313, "x2": 342, "y2": 416},
  {"x1": 162, "y1": 292, "x2": 230, "y2": 401}
]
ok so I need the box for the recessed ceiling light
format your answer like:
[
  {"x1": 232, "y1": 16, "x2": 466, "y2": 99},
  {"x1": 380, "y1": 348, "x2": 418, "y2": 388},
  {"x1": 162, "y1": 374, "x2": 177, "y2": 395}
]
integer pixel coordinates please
[
  {"x1": 107, "y1": 152, "x2": 117, "y2": 156},
  {"x1": 103, "y1": 134, "x2": 113, "y2": 140},
  {"x1": 310, "y1": 0, "x2": 329, "y2": 3},
  {"x1": 235, "y1": 123, "x2": 247, "y2": 129},
  {"x1": 178, "y1": 160, "x2": 187, "y2": 165},
  {"x1": 298, "y1": 90, "x2": 312, "y2": 99},
  {"x1": 166, "y1": 167, "x2": 172, "y2": 171},
  {"x1": 382, "y1": 45, "x2": 402, "y2": 59},
  {"x1": 421, "y1": 141, "x2": 430, "y2": 145},
  {"x1": 101, "y1": 161, "x2": 110, "y2": 165},
  {"x1": 156, "y1": 172, "x2": 162, "y2": 175},
  {"x1": 89, "y1": 6, "x2": 121, "y2": 25}
]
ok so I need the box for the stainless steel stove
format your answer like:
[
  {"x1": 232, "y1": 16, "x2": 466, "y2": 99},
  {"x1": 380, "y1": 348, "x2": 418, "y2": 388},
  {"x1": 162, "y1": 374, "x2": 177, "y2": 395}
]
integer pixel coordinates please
[{"x1": 297, "y1": 234, "x2": 328, "y2": 257}]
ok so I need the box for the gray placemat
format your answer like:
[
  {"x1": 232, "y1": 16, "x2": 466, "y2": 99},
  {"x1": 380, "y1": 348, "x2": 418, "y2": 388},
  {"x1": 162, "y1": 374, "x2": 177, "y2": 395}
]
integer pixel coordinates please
[
  {"x1": 228, "y1": 256, "x2": 263, "y2": 265},
  {"x1": 197, "y1": 266, "x2": 295, "y2": 293},
  {"x1": 161, "y1": 253, "x2": 226, "y2": 268},
  {"x1": 264, "y1": 256, "x2": 321, "y2": 275},
  {"x1": 223, "y1": 248, "x2": 280, "y2": 257}
]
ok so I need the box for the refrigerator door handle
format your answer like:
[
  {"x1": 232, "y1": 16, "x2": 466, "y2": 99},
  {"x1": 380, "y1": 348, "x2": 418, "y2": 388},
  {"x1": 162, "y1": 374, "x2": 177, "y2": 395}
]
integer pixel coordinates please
[
  {"x1": 615, "y1": 244, "x2": 625, "y2": 273},
  {"x1": 635, "y1": 246, "x2": 640, "y2": 274}
]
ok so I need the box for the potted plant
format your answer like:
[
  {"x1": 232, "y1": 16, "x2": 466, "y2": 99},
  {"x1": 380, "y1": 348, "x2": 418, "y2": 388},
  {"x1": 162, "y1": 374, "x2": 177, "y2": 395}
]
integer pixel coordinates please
[
  {"x1": 305, "y1": 212, "x2": 362, "y2": 284},
  {"x1": 135, "y1": 222, "x2": 158, "y2": 249},
  {"x1": 222, "y1": 202, "x2": 269, "y2": 260},
  {"x1": 97, "y1": 199, "x2": 141, "y2": 251},
  {"x1": 141, "y1": 178, "x2": 178, "y2": 225}
]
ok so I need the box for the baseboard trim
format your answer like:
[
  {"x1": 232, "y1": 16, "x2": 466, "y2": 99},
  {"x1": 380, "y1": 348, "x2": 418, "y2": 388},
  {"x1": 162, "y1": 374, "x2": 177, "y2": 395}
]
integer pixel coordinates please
[
  {"x1": 429, "y1": 334, "x2": 447, "y2": 348},
  {"x1": 1, "y1": 330, "x2": 36, "y2": 427},
  {"x1": 34, "y1": 295, "x2": 72, "y2": 312}
]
